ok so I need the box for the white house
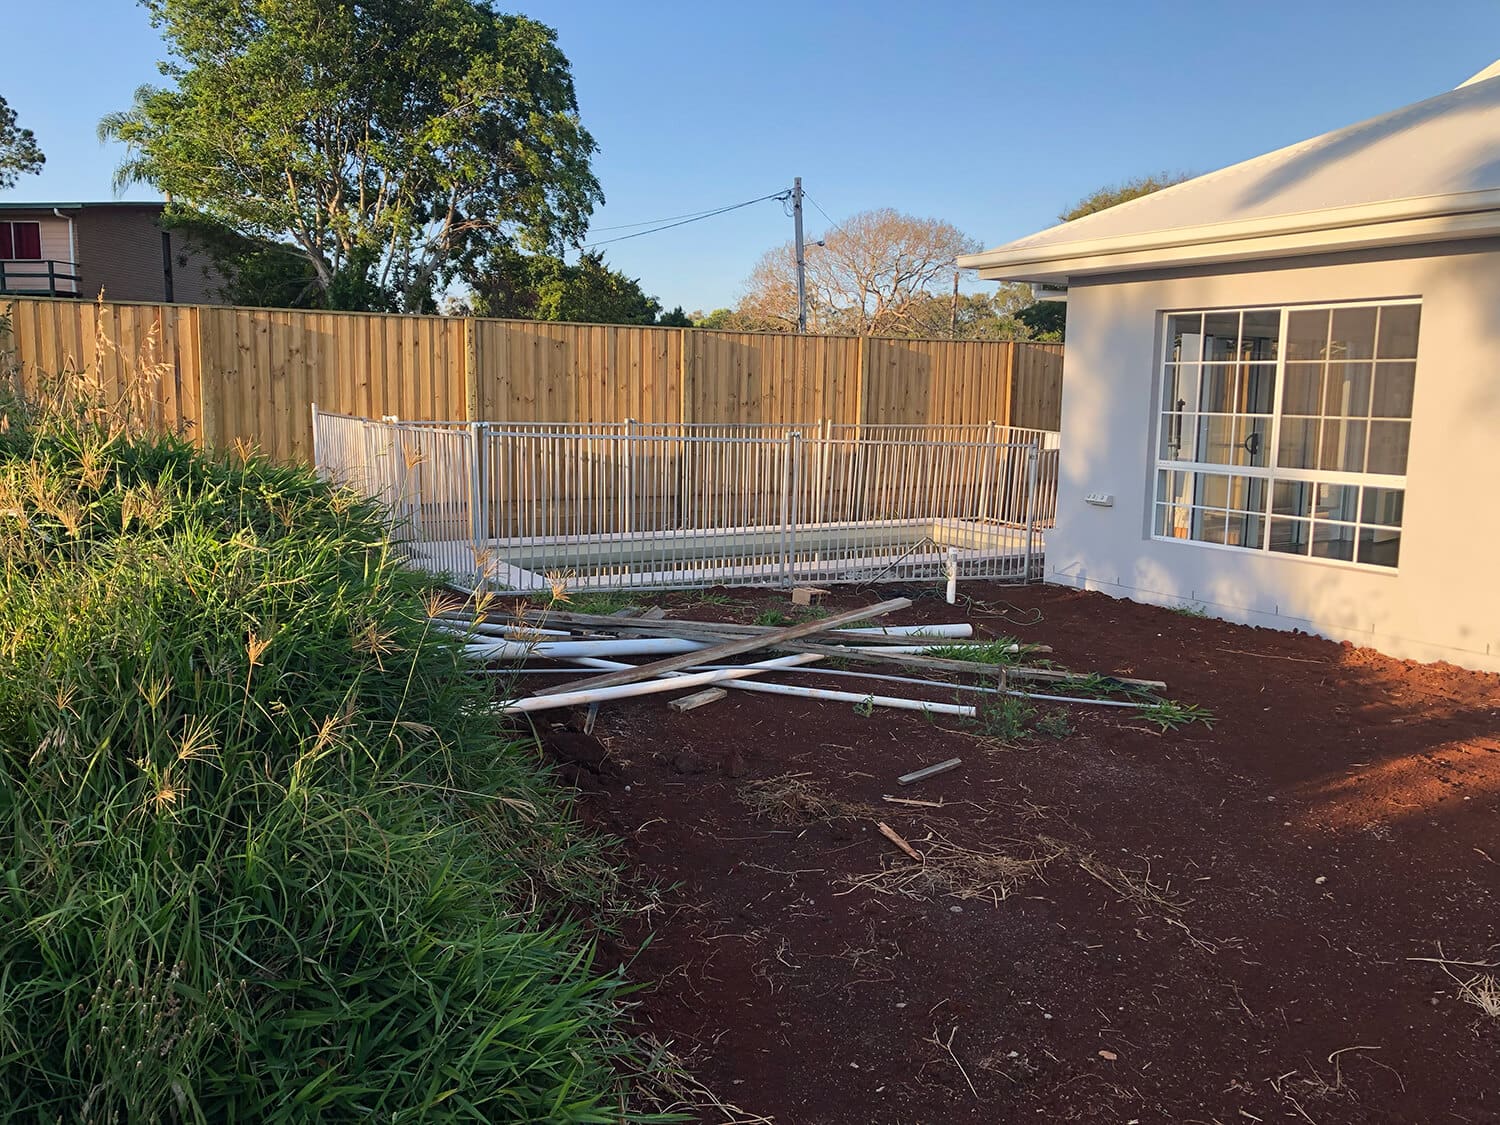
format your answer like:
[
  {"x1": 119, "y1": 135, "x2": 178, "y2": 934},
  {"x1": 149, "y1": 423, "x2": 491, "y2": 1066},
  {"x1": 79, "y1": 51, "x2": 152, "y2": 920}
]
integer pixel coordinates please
[{"x1": 959, "y1": 63, "x2": 1500, "y2": 673}]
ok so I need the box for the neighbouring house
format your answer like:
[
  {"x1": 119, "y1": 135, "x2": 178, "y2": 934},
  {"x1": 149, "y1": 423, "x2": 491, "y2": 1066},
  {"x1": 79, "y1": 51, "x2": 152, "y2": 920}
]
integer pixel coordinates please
[
  {"x1": 959, "y1": 61, "x2": 1500, "y2": 673},
  {"x1": 0, "y1": 201, "x2": 223, "y2": 304}
]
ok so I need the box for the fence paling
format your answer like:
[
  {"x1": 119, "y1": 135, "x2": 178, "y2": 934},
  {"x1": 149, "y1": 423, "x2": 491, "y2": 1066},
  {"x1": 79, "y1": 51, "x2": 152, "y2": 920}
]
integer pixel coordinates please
[{"x1": 6, "y1": 297, "x2": 1063, "y2": 459}]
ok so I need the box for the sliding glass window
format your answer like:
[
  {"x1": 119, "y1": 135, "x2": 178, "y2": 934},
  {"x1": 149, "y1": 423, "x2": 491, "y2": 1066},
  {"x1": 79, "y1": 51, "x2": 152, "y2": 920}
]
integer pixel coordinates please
[{"x1": 1154, "y1": 302, "x2": 1418, "y2": 569}]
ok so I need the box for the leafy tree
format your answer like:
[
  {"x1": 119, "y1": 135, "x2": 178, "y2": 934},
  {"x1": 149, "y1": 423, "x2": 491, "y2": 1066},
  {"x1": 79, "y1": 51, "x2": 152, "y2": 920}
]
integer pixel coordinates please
[
  {"x1": 896, "y1": 283, "x2": 1045, "y2": 340},
  {"x1": 693, "y1": 307, "x2": 787, "y2": 333},
  {"x1": 531, "y1": 252, "x2": 661, "y2": 324},
  {"x1": 101, "y1": 0, "x2": 601, "y2": 313},
  {"x1": 737, "y1": 208, "x2": 980, "y2": 335},
  {"x1": 0, "y1": 95, "x2": 44, "y2": 190},
  {"x1": 1059, "y1": 171, "x2": 1192, "y2": 222},
  {"x1": 655, "y1": 306, "x2": 693, "y2": 328},
  {"x1": 1015, "y1": 300, "x2": 1066, "y2": 341},
  {"x1": 466, "y1": 249, "x2": 673, "y2": 325}
]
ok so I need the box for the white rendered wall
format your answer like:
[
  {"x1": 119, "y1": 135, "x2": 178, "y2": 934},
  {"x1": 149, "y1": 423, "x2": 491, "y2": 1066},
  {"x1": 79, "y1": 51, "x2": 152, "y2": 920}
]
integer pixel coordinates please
[{"x1": 1048, "y1": 240, "x2": 1500, "y2": 672}]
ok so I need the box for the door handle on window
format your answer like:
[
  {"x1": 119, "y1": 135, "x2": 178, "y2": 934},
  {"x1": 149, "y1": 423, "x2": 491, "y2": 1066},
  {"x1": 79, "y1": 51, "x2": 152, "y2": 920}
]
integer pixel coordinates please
[{"x1": 1240, "y1": 431, "x2": 1261, "y2": 458}]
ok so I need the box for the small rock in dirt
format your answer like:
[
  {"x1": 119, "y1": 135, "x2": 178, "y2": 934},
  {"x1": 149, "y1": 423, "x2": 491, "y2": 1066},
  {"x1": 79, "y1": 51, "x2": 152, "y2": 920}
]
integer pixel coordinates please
[
  {"x1": 949, "y1": 905, "x2": 964, "y2": 913},
  {"x1": 672, "y1": 750, "x2": 707, "y2": 775},
  {"x1": 1315, "y1": 875, "x2": 1327, "y2": 884},
  {"x1": 726, "y1": 750, "x2": 747, "y2": 778},
  {"x1": 1098, "y1": 1050, "x2": 1118, "y2": 1061}
]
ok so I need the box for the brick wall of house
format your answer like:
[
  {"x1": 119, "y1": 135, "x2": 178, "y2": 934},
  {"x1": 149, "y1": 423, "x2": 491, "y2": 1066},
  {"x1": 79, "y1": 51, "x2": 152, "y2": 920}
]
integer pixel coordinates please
[{"x1": 74, "y1": 206, "x2": 224, "y2": 304}]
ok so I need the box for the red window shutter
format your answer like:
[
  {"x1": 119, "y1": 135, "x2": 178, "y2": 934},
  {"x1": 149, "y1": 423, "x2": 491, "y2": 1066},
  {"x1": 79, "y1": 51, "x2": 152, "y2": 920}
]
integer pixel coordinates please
[
  {"x1": 12, "y1": 222, "x2": 41, "y2": 260},
  {"x1": 0, "y1": 225, "x2": 12, "y2": 260}
]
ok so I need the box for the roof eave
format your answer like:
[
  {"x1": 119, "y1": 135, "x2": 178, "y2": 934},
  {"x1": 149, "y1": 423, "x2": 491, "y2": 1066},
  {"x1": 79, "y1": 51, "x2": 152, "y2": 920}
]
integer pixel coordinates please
[{"x1": 964, "y1": 201, "x2": 1500, "y2": 286}]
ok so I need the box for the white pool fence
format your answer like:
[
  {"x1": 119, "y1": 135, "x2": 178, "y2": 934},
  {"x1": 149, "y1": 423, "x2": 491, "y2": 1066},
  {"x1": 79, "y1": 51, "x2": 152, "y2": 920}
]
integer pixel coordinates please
[{"x1": 312, "y1": 408, "x2": 1059, "y2": 592}]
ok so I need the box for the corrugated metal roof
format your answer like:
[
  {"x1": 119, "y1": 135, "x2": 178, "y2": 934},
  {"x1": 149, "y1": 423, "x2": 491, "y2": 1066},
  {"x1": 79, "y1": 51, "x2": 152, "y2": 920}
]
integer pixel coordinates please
[{"x1": 0, "y1": 202, "x2": 164, "y2": 212}]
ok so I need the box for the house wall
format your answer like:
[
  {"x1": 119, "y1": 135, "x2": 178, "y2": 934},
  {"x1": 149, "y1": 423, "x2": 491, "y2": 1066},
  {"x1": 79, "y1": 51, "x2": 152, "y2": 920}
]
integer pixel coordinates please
[
  {"x1": 0, "y1": 213, "x2": 78, "y2": 295},
  {"x1": 1051, "y1": 238, "x2": 1500, "y2": 672},
  {"x1": 74, "y1": 207, "x2": 174, "y2": 303},
  {"x1": 72, "y1": 207, "x2": 223, "y2": 305}
]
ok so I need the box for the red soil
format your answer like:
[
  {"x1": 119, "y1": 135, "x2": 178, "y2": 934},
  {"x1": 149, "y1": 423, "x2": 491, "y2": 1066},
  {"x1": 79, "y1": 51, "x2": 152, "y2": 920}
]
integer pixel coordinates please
[{"x1": 537, "y1": 583, "x2": 1500, "y2": 1123}]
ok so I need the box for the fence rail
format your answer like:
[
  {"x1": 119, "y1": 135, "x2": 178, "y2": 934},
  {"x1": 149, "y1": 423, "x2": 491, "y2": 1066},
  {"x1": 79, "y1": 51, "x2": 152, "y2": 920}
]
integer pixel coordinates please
[
  {"x1": 3, "y1": 296, "x2": 1064, "y2": 460},
  {"x1": 315, "y1": 409, "x2": 1058, "y2": 592}
]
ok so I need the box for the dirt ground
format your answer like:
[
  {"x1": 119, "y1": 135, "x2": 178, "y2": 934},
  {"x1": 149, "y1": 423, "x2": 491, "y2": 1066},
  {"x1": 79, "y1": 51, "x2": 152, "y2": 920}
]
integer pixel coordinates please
[{"x1": 528, "y1": 582, "x2": 1500, "y2": 1124}]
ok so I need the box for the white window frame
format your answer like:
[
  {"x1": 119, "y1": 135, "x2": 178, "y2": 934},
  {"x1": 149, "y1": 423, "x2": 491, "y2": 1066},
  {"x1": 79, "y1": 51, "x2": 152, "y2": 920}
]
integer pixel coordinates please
[{"x1": 1150, "y1": 299, "x2": 1418, "y2": 573}]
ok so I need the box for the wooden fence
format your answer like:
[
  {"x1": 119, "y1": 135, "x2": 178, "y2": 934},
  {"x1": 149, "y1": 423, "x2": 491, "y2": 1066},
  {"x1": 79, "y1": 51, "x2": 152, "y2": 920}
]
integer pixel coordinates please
[{"x1": 2, "y1": 296, "x2": 1063, "y2": 463}]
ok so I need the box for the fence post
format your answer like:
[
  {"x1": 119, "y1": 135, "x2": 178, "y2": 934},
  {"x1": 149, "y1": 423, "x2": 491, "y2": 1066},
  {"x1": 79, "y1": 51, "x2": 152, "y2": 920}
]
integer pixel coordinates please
[
  {"x1": 780, "y1": 430, "x2": 802, "y2": 587},
  {"x1": 309, "y1": 402, "x2": 322, "y2": 470},
  {"x1": 468, "y1": 421, "x2": 487, "y2": 589},
  {"x1": 463, "y1": 318, "x2": 480, "y2": 422},
  {"x1": 977, "y1": 418, "x2": 997, "y2": 523},
  {"x1": 624, "y1": 417, "x2": 637, "y2": 533},
  {"x1": 1022, "y1": 442, "x2": 1040, "y2": 582}
]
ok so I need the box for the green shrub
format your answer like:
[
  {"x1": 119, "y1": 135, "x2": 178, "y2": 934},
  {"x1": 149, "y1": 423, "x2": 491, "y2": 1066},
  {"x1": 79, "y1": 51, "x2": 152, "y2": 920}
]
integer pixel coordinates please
[{"x1": 0, "y1": 419, "x2": 641, "y2": 1121}]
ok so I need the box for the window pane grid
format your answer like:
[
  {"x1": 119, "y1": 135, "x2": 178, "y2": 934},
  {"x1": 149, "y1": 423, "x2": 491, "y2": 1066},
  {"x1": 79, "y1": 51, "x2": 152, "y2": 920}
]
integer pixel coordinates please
[{"x1": 1154, "y1": 302, "x2": 1416, "y2": 570}]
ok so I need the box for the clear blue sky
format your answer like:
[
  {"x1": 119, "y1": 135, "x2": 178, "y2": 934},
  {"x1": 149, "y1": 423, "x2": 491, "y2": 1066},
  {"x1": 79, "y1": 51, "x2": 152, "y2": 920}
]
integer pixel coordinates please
[{"x1": 6, "y1": 1, "x2": 1499, "y2": 311}]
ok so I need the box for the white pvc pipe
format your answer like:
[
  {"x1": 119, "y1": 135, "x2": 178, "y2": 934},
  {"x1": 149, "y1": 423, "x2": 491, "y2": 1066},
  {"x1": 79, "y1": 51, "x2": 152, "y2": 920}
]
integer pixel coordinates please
[
  {"x1": 441, "y1": 615, "x2": 970, "y2": 641},
  {"x1": 490, "y1": 659, "x2": 1145, "y2": 712},
  {"x1": 843, "y1": 623, "x2": 972, "y2": 639},
  {"x1": 566, "y1": 655, "x2": 976, "y2": 718},
  {"x1": 496, "y1": 652, "x2": 822, "y2": 714},
  {"x1": 683, "y1": 663, "x2": 1146, "y2": 709},
  {"x1": 945, "y1": 546, "x2": 958, "y2": 605},
  {"x1": 465, "y1": 636, "x2": 705, "y2": 661},
  {"x1": 434, "y1": 620, "x2": 573, "y2": 639},
  {"x1": 716, "y1": 679, "x2": 975, "y2": 716}
]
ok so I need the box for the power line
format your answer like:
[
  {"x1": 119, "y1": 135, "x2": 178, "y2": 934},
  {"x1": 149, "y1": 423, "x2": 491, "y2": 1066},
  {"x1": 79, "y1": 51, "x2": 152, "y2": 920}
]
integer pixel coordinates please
[
  {"x1": 804, "y1": 193, "x2": 845, "y2": 239},
  {"x1": 581, "y1": 190, "x2": 789, "y2": 249},
  {"x1": 586, "y1": 197, "x2": 784, "y2": 233}
]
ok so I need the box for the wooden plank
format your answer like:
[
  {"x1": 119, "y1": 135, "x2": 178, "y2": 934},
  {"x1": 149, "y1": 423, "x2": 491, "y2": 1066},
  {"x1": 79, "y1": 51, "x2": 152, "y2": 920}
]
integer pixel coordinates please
[
  {"x1": 771, "y1": 640, "x2": 1165, "y2": 690},
  {"x1": 668, "y1": 687, "x2": 727, "y2": 713},
  {"x1": 533, "y1": 597, "x2": 912, "y2": 697}
]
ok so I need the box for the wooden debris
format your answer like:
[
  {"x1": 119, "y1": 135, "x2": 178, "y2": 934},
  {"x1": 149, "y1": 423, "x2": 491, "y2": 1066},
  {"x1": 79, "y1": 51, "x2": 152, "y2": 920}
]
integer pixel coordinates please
[
  {"x1": 881, "y1": 794, "x2": 945, "y2": 808},
  {"x1": 533, "y1": 597, "x2": 912, "y2": 697},
  {"x1": 877, "y1": 821, "x2": 923, "y2": 861},
  {"x1": 898, "y1": 757, "x2": 963, "y2": 786},
  {"x1": 770, "y1": 641, "x2": 1163, "y2": 691},
  {"x1": 669, "y1": 687, "x2": 727, "y2": 713},
  {"x1": 790, "y1": 586, "x2": 828, "y2": 607}
]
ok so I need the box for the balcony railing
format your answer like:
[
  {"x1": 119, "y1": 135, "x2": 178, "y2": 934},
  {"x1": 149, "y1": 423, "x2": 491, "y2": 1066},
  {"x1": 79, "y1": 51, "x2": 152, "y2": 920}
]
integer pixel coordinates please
[{"x1": 0, "y1": 259, "x2": 81, "y2": 298}]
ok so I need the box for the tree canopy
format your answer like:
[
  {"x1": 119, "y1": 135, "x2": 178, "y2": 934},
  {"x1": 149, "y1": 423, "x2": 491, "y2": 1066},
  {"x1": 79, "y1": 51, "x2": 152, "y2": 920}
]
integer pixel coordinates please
[
  {"x1": 1058, "y1": 172, "x2": 1192, "y2": 223},
  {"x1": 737, "y1": 208, "x2": 981, "y2": 336},
  {"x1": 463, "y1": 248, "x2": 677, "y2": 325},
  {"x1": 0, "y1": 96, "x2": 44, "y2": 190},
  {"x1": 101, "y1": 0, "x2": 601, "y2": 313}
]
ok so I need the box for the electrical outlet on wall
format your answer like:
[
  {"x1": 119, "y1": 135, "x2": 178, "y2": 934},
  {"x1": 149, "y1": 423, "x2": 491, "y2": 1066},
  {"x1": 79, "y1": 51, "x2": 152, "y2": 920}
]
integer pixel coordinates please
[{"x1": 1084, "y1": 492, "x2": 1115, "y2": 507}]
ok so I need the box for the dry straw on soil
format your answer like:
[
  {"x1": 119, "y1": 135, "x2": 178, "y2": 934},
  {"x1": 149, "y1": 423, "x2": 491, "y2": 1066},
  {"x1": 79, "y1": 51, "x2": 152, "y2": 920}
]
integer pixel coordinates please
[
  {"x1": 740, "y1": 773, "x2": 874, "y2": 824},
  {"x1": 840, "y1": 832, "x2": 1061, "y2": 905}
]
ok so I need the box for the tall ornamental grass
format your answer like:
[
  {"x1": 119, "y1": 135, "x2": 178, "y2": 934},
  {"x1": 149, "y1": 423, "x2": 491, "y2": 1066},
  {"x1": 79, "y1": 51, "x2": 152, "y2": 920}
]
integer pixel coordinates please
[{"x1": 0, "y1": 407, "x2": 644, "y2": 1122}]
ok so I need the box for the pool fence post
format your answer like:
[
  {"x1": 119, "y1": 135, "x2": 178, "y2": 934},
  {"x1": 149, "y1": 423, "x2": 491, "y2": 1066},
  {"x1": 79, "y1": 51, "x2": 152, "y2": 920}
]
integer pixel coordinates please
[{"x1": 1023, "y1": 441, "x2": 1040, "y2": 581}]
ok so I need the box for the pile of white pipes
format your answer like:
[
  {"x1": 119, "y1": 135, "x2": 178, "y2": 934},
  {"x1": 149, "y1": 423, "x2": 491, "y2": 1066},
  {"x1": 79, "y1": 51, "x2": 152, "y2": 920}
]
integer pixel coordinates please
[{"x1": 430, "y1": 600, "x2": 1164, "y2": 721}]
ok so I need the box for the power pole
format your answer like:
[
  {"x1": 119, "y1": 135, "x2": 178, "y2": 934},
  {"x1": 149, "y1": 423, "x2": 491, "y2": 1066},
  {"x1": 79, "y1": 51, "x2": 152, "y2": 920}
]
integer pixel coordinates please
[
  {"x1": 792, "y1": 176, "x2": 807, "y2": 333},
  {"x1": 949, "y1": 268, "x2": 960, "y2": 338}
]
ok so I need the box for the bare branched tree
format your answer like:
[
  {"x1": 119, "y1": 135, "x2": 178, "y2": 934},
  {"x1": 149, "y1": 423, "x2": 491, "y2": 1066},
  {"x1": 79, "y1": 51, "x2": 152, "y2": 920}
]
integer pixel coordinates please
[{"x1": 737, "y1": 208, "x2": 981, "y2": 336}]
